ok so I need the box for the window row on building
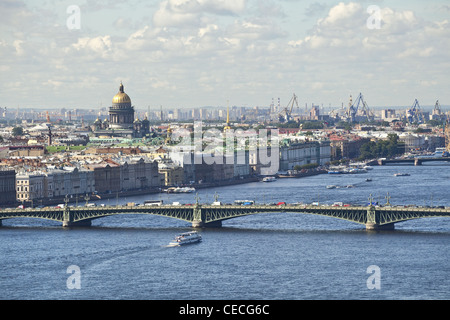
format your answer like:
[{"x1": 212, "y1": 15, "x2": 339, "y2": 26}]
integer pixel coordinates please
[{"x1": 14, "y1": 158, "x2": 163, "y2": 202}]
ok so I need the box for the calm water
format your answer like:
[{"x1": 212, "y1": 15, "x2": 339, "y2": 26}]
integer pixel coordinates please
[{"x1": 1, "y1": 165, "x2": 449, "y2": 300}]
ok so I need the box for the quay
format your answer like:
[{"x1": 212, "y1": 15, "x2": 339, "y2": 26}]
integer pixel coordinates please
[{"x1": 11, "y1": 177, "x2": 260, "y2": 208}]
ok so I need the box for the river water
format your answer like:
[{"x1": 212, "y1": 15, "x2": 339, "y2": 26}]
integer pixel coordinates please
[{"x1": 0, "y1": 164, "x2": 449, "y2": 300}]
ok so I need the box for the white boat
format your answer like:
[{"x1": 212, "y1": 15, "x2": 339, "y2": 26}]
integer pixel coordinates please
[
  {"x1": 326, "y1": 185, "x2": 337, "y2": 189},
  {"x1": 263, "y1": 176, "x2": 276, "y2": 182},
  {"x1": 171, "y1": 187, "x2": 196, "y2": 193},
  {"x1": 434, "y1": 147, "x2": 447, "y2": 157},
  {"x1": 169, "y1": 231, "x2": 202, "y2": 246}
]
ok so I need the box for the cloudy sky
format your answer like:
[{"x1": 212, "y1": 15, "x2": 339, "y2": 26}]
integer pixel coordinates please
[{"x1": 1, "y1": 0, "x2": 449, "y2": 112}]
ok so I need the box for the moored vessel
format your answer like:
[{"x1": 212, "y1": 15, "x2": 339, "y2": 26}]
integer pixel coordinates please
[{"x1": 167, "y1": 187, "x2": 196, "y2": 193}]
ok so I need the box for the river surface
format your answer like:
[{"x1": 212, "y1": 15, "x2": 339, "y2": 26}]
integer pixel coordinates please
[{"x1": 0, "y1": 165, "x2": 449, "y2": 300}]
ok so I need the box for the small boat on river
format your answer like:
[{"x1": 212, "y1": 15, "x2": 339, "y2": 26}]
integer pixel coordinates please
[{"x1": 168, "y1": 231, "x2": 202, "y2": 246}]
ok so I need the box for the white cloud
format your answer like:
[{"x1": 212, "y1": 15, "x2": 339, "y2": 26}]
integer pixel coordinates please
[
  {"x1": 198, "y1": 24, "x2": 219, "y2": 37},
  {"x1": 318, "y1": 2, "x2": 362, "y2": 27},
  {"x1": 1, "y1": 1, "x2": 449, "y2": 109},
  {"x1": 13, "y1": 40, "x2": 25, "y2": 55},
  {"x1": 71, "y1": 36, "x2": 113, "y2": 58},
  {"x1": 153, "y1": 0, "x2": 200, "y2": 28},
  {"x1": 153, "y1": 0, "x2": 247, "y2": 28}
]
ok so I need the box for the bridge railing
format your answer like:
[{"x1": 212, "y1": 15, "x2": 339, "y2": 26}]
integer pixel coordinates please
[{"x1": 1, "y1": 203, "x2": 449, "y2": 229}]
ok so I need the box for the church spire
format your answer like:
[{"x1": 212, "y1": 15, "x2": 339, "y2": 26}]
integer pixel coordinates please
[{"x1": 224, "y1": 100, "x2": 231, "y2": 132}]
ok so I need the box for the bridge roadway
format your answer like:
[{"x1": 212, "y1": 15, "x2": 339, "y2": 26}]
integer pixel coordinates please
[
  {"x1": 1, "y1": 203, "x2": 449, "y2": 230},
  {"x1": 375, "y1": 157, "x2": 450, "y2": 166}
]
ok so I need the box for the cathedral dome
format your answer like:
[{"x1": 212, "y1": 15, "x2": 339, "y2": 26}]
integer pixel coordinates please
[{"x1": 112, "y1": 82, "x2": 131, "y2": 104}]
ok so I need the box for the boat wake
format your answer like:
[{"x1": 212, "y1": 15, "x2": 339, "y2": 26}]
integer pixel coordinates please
[{"x1": 164, "y1": 243, "x2": 180, "y2": 248}]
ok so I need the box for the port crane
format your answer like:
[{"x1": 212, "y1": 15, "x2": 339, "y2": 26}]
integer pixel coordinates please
[
  {"x1": 406, "y1": 99, "x2": 424, "y2": 124},
  {"x1": 431, "y1": 100, "x2": 447, "y2": 120},
  {"x1": 434, "y1": 100, "x2": 442, "y2": 114},
  {"x1": 345, "y1": 93, "x2": 373, "y2": 122},
  {"x1": 278, "y1": 93, "x2": 299, "y2": 122}
]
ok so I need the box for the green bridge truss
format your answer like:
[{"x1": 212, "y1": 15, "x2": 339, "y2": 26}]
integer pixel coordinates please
[{"x1": 1, "y1": 203, "x2": 449, "y2": 230}]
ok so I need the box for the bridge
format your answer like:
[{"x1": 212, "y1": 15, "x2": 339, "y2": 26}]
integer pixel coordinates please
[
  {"x1": 375, "y1": 157, "x2": 450, "y2": 166},
  {"x1": 1, "y1": 200, "x2": 449, "y2": 231}
]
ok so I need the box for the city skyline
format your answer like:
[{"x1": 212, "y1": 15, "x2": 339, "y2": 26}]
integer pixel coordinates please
[{"x1": 1, "y1": 0, "x2": 450, "y2": 110}]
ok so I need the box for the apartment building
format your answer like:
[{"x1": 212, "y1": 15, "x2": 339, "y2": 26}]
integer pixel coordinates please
[
  {"x1": 16, "y1": 172, "x2": 45, "y2": 203},
  {"x1": 0, "y1": 169, "x2": 17, "y2": 205},
  {"x1": 279, "y1": 141, "x2": 331, "y2": 171}
]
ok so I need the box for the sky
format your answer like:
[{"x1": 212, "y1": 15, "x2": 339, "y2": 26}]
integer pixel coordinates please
[{"x1": 1, "y1": 0, "x2": 450, "y2": 112}]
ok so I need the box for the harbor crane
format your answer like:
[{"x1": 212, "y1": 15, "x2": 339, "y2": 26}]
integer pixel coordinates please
[
  {"x1": 434, "y1": 100, "x2": 442, "y2": 114},
  {"x1": 278, "y1": 93, "x2": 299, "y2": 122},
  {"x1": 406, "y1": 99, "x2": 425, "y2": 124},
  {"x1": 345, "y1": 93, "x2": 373, "y2": 122}
]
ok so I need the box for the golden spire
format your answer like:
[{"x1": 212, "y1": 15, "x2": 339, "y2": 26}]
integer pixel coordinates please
[{"x1": 224, "y1": 100, "x2": 231, "y2": 132}]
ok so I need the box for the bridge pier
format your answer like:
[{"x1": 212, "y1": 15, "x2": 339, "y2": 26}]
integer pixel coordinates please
[
  {"x1": 192, "y1": 220, "x2": 222, "y2": 228},
  {"x1": 62, "y1": 220, "x2": 92, "y2": 228},
  {"x1": 365, "y1": 223, "x2": 395, "y2": 231},
  {"x1": 366, "y1": 204, "x2": 395, "y2": 230}
]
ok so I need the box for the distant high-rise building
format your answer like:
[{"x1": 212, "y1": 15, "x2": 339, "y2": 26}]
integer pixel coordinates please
[{"x1": 310, "y1": 105, "x2": 320, "y2": 120}]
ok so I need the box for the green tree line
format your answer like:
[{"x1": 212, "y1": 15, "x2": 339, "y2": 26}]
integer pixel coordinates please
[{"x1": 358, "y1": 134, "x2": 404, "y2": 160}]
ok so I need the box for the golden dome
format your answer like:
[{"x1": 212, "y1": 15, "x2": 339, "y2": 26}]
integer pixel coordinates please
[{"x1": 112, "y1": 82, "x2": 131, "y2": 104}]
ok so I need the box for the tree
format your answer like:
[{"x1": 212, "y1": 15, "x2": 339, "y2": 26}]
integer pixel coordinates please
[
  {"x1": 293, "y1": 163, "x2": 319, "y2": 170},
  {"x1": 301, "y1": 121, "x2": 324, "y2": 130},
  {"x1": 12, "y1": 127, "x2": 24, "y2": 137},
  {"x1": 358, "y1": 134, "x2": 402, "y2": 160}
]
